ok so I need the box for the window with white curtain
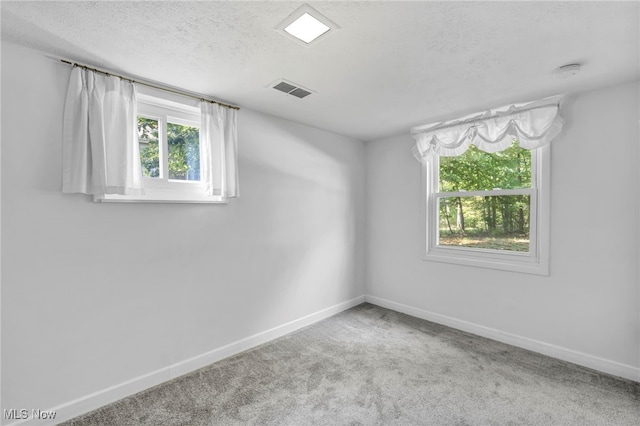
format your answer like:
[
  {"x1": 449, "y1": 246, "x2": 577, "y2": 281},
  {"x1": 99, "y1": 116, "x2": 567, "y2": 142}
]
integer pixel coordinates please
[
  {"x1": 62, "y1": 66, "x2": 239, "y2": 203},
  {"x1": 412, "y1": 96, "x2": 564, "y2": 275},
  {"x1": 95, "y1": 89, "x2": 222, "y2": 203}
]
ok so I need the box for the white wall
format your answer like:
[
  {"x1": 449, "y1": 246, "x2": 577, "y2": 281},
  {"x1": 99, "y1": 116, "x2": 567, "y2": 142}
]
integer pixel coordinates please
[
  {"x1": 0, "y1": 42, "x2": 366, "y2": 422},
  {"x1": 2, "y1": 39, "x2": 638, "y2": 425},
  {"x1": 366, "y1": 80, "x2": 640, "y2": 380}
]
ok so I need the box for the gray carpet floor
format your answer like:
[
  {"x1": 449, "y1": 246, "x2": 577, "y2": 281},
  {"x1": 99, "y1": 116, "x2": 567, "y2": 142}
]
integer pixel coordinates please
[{"x1": 63, "y1": 303, "x2": 640, "y2": 425}]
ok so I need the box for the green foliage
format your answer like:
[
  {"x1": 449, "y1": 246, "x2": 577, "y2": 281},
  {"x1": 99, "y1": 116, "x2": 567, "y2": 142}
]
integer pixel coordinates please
[
  {"x1": 138, "y1": 117, "x2": 160, "y2": 178},
  {"x1": 439, "y1": 142, "x2": 531, "y2": 192},
  {"x1": 167, "y1": 122, "x2": 200, "y2": 181},
  {"x1": 138, "y1": 117, "x2": 200, "y2": 181},
  {"x1": 438, "y1": 142, "x2": 532, "y2": 249}
]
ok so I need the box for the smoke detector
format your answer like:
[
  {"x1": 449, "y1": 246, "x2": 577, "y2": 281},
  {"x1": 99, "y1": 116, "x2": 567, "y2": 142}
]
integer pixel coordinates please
[{"x1": 553, "y1": 63, "x2": 582, "y2": 79}]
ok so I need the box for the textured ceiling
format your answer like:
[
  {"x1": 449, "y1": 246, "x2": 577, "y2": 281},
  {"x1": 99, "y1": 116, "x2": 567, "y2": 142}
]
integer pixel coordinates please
[{"x1": 2, "y1": 1, "x2": 639, "y2": 141}]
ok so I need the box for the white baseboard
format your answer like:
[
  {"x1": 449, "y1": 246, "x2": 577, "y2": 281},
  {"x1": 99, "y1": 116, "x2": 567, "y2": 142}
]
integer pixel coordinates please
[
  {"x1": 5, "y1": 295, "x2": 365, "y2": 426},
  {"x1": 365, "y1": 295, "x2": 640, "y2": 383}
]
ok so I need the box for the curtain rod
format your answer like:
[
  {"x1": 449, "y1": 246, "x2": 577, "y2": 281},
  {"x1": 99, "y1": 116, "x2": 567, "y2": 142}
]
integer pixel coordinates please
[{"x1": 60, "y1": 59, "x2": 240, "y2": 111}]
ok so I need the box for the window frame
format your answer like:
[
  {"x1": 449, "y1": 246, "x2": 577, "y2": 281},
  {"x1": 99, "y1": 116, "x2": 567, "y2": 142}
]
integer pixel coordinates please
[
  {"x1": 422, "y1": 144, "x2": 550, "y2": 275},
  {"x1": 94, "y1": 89, "x2": 225, "y2": 204}
]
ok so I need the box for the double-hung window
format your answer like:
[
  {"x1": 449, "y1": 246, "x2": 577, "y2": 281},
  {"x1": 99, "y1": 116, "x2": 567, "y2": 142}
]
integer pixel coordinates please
[
  {"x1": 413, "y1": 96, "x2": 563, "y2": 275},
  {"x1": 424, "y1": 142, "x2": 550, "y2": 275}
]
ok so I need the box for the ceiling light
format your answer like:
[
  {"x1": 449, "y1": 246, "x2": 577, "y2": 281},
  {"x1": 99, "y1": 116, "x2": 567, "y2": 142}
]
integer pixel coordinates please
[
  {"x1": 284, "y1": 13, "x2": 330, "y2": 44},
  {"x1": 276, "y1": 4, "x2": 339, "y2": 47}
]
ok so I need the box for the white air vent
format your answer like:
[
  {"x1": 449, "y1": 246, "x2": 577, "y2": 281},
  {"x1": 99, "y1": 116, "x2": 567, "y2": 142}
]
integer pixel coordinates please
[{"x1": 269, "y1": 79, "x2": 314, "y2": 99}]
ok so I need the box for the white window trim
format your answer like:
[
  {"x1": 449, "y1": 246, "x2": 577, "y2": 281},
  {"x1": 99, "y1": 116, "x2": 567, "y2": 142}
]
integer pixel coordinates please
[
  {"x1": 422, "y1": 145, "x2": 550, "y2": 275},
  {"x1": 94, "y1": 90, "x2": 226, "y2": 204}
]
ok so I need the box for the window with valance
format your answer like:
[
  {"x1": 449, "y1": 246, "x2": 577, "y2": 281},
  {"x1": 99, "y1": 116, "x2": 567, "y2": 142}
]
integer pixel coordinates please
[{"x1": 411, "y1": 96, "x2": 564, "y2": 275}]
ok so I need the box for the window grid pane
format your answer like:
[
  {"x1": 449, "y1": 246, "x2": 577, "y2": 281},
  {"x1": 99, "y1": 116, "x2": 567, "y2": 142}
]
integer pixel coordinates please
[
  {"x1": 439, "y1": 143, "x2": 532, "y2": 192},
  {"x1": 167, "y1": 122, "x2": 200, "y2": 181},
  {"x1": 437, "y1": 195, "x2": 531, "y2": 253},
  {"x1": 138, "y1": 117, "x2": 160, "y2": 178}
]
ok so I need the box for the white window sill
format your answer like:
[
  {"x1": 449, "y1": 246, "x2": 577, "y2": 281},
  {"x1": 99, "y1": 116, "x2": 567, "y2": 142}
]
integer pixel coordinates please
[
  {"x1": 93, "y1": 177, "x2": 227, "y2": 204},
  {"x1": 424, "y1": 247, "x2": 549, "y2": 276},
  {"x1": 93, "y1": 189, "x2": 226, "y2": 204}
]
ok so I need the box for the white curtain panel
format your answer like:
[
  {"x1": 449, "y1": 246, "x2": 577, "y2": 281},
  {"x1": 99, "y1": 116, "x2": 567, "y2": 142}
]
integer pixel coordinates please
[
  {"x1": 62, "y1": 67, "x2": 143, "y2": 195},
  {"x1": 200, "y1": 102, "x2": 239, "y2": 198},
  {"x1": 411, "y1": 95, "x2": 565, "y2": 162}
]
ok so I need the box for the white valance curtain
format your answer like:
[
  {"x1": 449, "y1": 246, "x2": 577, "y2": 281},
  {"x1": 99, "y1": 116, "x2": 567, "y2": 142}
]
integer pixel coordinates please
[
  {"x1": 201, "y1": 102, "x2": 239, "y2": 198},
  {"x1": 62, "y1": 67, "x2": 143, "y2": 195},
  {"x1": 411, "y1": 95, "x2": 565, "y2": 162}
]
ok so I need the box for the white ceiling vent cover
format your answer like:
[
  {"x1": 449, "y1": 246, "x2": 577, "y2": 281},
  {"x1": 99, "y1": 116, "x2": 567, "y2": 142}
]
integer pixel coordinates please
[{"x1": 269, "y1": 79, "x2": 314, "y2": 99}]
